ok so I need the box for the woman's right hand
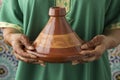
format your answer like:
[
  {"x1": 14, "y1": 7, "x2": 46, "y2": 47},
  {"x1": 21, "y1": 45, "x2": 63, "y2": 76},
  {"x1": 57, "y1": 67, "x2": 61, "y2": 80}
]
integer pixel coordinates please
[{"x1": 2, "y1": 28, "x2": 44, "y2": 65}]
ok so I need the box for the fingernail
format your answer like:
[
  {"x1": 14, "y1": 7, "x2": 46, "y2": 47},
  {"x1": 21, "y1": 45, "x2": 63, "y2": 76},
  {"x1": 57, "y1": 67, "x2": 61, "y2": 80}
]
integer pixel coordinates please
[
  {"x1": 30, "y1": 55, "x2": 37, "y2": 58},
  {"x1": 27, "y1": 46, "x2": 34, "y2": 50},
  {"x1": 72, "y1": 60, "x2": 79, "y2": 65},
  {"x1": 81, "y1": 44, "x2": 88, "y2": 49},
  {"x1": 79, "y1": 51, "x2": 84, "y2": 55},
  {"x1": 38, "y1": 60, "x2": 45, "y2": 67},
  {"x1": 40, "y1": 63, "x2": 46, "y2": 67}
]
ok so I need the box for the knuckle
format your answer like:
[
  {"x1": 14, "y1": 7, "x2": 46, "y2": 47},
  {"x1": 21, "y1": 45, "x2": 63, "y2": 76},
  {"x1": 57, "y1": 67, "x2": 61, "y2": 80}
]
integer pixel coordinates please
[
  {"x1": 89, "y1": 57, "x2": 96, "y2": 61},
  {"x1": 23, "y1": 59, "x2": 29, "y2": 63},
  {"x1": 21, "y1": 35, "x2": 28, "y2": 40}
]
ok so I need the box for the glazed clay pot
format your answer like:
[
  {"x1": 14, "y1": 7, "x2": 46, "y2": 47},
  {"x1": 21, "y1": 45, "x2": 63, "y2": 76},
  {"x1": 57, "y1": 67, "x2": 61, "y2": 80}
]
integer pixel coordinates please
[{"x1": 28, "y1": 7, "x2": 84, "y2": 63}]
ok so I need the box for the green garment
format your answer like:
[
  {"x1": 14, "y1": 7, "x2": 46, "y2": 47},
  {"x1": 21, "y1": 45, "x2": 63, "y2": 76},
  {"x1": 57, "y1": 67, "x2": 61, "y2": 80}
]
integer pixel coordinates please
[{"x1": 0, "y1": 0, "x2": 120, "y2": 80}]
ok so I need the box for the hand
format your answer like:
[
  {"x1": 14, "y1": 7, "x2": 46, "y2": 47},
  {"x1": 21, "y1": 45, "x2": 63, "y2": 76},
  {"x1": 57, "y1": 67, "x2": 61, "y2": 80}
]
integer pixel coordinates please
[
  {"x1": 78, "y1": 35, "x2": 115, "y2": 63},
  {"x1": 72, "y1": 29, "x2": 120, "y2": 65},
  {"x1": 4, "y1": 32, "x2": 44, "y2": 65}
]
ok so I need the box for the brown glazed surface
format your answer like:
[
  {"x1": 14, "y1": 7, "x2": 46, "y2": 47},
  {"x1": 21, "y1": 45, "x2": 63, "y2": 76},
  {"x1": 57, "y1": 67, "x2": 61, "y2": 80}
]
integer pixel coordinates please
[{"x1": 30, "y1": 7, "x2": 84, "y2": 63}]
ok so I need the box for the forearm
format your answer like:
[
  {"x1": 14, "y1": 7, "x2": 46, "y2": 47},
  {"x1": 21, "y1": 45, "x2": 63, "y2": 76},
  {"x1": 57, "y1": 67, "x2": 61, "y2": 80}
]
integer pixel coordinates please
[{"x1": 104, "y1": 29, "x2": 120, "y2": 49}]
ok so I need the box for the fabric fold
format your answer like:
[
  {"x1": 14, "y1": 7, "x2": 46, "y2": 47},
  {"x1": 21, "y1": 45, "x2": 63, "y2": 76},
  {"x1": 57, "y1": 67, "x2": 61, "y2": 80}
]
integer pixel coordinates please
[{"x1": 0, "y1": 22, "x2": 23, "y2": 33}]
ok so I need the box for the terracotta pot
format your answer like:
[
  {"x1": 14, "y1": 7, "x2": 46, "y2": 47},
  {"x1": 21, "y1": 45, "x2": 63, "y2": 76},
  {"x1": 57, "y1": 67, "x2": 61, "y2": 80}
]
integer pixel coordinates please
[{"x1": 27, "y1": 7, "x2": 84, "y2": 63}]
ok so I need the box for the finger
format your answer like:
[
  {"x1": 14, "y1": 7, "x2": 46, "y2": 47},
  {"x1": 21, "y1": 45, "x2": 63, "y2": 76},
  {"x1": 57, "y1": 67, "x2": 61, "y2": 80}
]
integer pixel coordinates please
[
  {"x1": 26, "y1": 49, "x2": 38, "y2": 55},
  {"x1": 81, "y1": 51, "x2": 97, "y2": 62},
  {"x1": 14, "y1": 52, "x2": 45, "y2": 65},
  {"x1": 32, "y1": 60, "x2": 45, "y2": 67},
  {"x1": 13, "y1": 43, "x2": 37, "y2": 58},
  {"x1": 72, "y1": 60, "x2": 86, "y2": 65},
  {"x1": 39, "y1": 61, "x2": 46, "y2": 67},
  {"x1": 14, "y1": 53, "x2": 38, "y2": 63},
  {"x1": 81, "y1": 42, "x2": 95, "y2": 50},
  {"x1": 26, "y1": 50, "x2": 44, "y2": 58},
  {"x1": 80, "y1": 45, "x2": 105, "y2": 62},
  {"x1": 80, "y1": 49, "x2": 95, "y2": 56},
  {"x1": 80, "y1": 43, "x2": 106, "y2": 57},
  {"x1": 82, "y1": 56, "x2": 96, "y2": 62},
  {"x1": 20, "y1": 34, "x2": 34, "y2": 50},
  {"x1": 72, "y1": 60, "x2": 80, "y2": 65},
  {"x1": 25, "y1": 50, "x2": 45, "y2": 66},
  {"x1": 93, "y1": 45, "x2": 106, "y2": 59},
  {"x1": 81, "y1": 35, "x2": 105, "y2": 49},
  {"x1": 79, "y1": 50, "x2": 97, "y2": 62},
  {"x1": 80, "y1": 49, "x2": 101, "y2": 59}
]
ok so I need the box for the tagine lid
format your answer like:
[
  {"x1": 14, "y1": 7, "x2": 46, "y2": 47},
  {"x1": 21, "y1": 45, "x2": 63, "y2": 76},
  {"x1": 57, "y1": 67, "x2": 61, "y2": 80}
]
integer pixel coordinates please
[{"x1": 27, "y1": 7, "x2": 84, "y2": 63}]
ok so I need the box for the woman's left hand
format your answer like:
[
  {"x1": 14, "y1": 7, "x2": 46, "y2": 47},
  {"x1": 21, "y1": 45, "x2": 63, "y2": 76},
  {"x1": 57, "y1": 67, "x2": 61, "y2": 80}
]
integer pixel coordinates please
[
  {"x1": 78, "y1": 35, "x2": 114, "y2": 63},
  {"x1": 72, "y1": 29, "x2": 120, "y2": 65}
]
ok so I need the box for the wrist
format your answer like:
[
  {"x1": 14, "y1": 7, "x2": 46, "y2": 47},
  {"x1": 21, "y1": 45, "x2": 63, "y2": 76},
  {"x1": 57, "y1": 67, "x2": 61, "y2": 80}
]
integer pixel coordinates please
[
  {"x1": 2, "y1": 28, "x2": 22, "y2": 46},
  {"x1": 3, "y1": 27, "x2": 21, "y2": 35},
  {"x1": 104, "y1": 36, "x2": 118, "y2": 49}
]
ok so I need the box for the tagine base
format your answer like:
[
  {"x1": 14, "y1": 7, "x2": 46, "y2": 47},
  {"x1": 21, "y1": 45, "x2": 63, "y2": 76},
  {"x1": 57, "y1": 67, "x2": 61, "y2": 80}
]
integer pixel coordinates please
[{"x1": 26, "y1": 50, "x2": 82, "y2": 63}]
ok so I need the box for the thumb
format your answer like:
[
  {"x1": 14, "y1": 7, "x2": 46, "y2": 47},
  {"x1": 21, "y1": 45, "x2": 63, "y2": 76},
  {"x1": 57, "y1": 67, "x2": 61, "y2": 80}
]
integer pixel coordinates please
[
  {"x1": 20, "y1": 34, "x2": 34, "y2": 50},
  {"x1": 81, "y1": 35, "x2": 105, "y2": 49},
  {"x1": 81, "y1": 40, "x2": 96, "y2": 49}
]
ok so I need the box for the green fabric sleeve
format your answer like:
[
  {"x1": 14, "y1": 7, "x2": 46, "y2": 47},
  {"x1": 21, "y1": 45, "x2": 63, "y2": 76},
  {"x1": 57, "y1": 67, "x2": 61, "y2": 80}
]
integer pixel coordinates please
[
  {"x1": 0, "y1": 0, "x2": 23, "y2": 32},
  {"x1": 105, "y1": 0, "x2": 120, "y2": 29}
]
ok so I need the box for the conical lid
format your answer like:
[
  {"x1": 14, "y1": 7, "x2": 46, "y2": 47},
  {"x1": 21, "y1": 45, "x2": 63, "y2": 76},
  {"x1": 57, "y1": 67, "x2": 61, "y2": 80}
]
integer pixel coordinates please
[{"x1": 29, "y1": 7, "x2": 84, "y2": 63}]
